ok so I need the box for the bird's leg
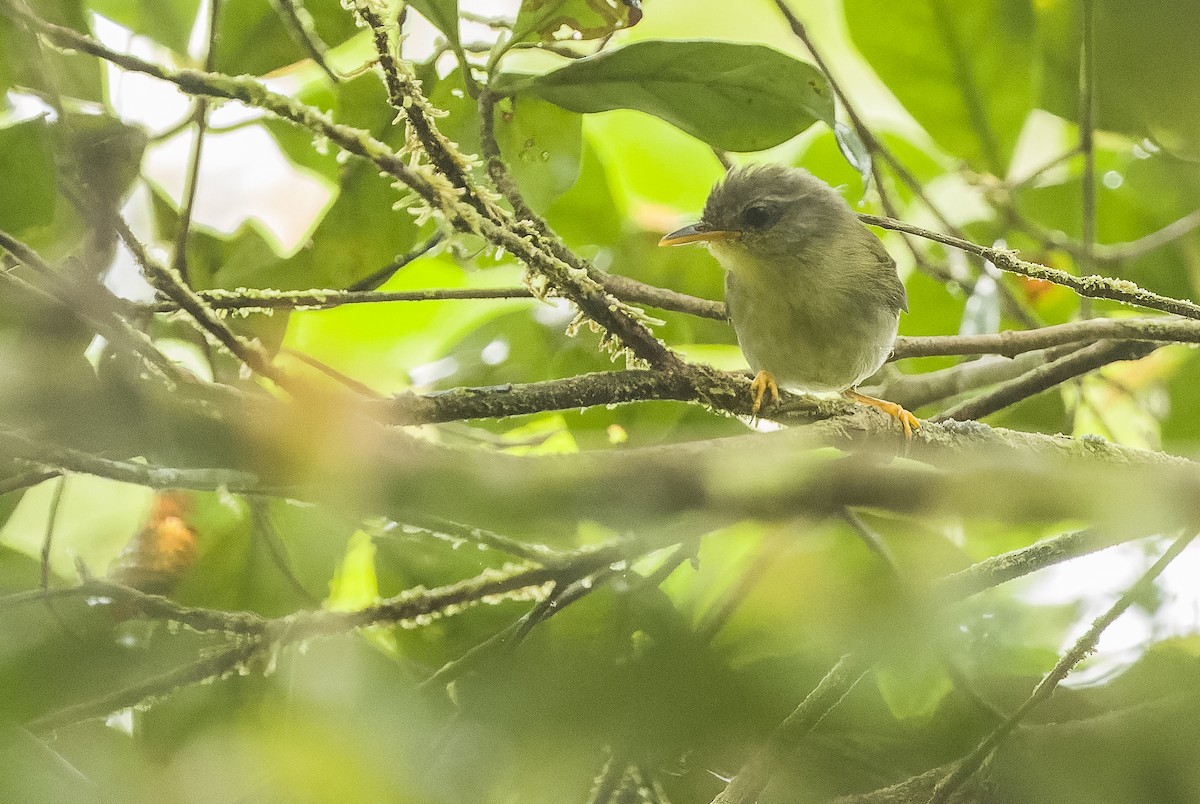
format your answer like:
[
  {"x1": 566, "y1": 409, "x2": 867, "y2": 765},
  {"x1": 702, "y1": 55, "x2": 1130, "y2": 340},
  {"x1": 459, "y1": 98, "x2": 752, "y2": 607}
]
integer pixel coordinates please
[
  {"x1": 845, "y1": 389, "x2": 920, "y2": 439},
  {"x1": 750, "y1": 370, "x2": 780, "y2": 415}
]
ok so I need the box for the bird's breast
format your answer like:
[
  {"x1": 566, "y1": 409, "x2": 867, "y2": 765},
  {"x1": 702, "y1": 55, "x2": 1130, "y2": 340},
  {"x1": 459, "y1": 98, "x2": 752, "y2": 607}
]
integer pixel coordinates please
[{"x1": 722, "y1": 257, "x2": 898, "y2": 393}]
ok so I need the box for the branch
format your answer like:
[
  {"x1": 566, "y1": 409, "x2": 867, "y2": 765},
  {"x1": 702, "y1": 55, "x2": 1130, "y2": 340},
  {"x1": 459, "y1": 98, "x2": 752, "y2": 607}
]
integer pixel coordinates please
[
  {"x1": 1078, "y1": 0, "x2": 1097, "y2": 317},
  {"x1": 711, "y1": 653, "x2": 870, "y2": 804},
  {"x1": 860, "y1": 214, "x2": 1200, "y2": 320},
  {"x1": 933, "y1": 340, "x2": 1156, "y2": 422},
  {"x1": 890, "y1": 315, "x2": 1200, "y2": 358},
  {"x1": 928, "y1": 529, "x2": 1200, "y2": 803},
  {"x1": 114, "y1": 217, "x2": 299, "y2": 392}
]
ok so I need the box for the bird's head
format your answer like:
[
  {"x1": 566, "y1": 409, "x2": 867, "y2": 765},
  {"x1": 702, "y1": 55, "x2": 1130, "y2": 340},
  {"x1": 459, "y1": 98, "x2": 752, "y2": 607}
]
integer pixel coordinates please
[{"x1": 659, "y1": 164, "x2": 850, "y2": 268}]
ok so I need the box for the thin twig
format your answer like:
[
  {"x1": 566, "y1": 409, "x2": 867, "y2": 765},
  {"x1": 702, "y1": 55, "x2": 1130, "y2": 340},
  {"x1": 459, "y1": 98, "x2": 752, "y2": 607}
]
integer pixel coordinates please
[
  {"x1": 114, "y1": 216, "x2": 298, "y2": 392},
  {"x1": 934, "y1": 340, "x2": 1156, "y2": 422},
  {"x1": 269, "y1": 0, "x2": 339, "y2": 83},
  {"x1": 1078, "y1": 0, "x2": 1096, "y2": 318},
  {"x1": 172, "y1": 0, "x2": 223, "y2": 287},
  {"x1": 39, "y1": 476, "x2": 66, "y2": 589},
  {"x1": 345, "y1": 231, "x2": 445, "y2": 292},
  {"x1": 711, "y1": 653, "x2": 870, "y2": 804},
  {"x1": 927, "y1": 529, "x2": 1200, "y2": 803},
  {"x1": 860, "y1": 214, "x2": 1200, "y2": 320}
]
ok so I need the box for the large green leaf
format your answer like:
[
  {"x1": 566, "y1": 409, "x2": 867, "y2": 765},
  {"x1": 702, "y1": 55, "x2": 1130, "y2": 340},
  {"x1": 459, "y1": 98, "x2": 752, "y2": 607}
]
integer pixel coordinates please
[
  {"x1": 0, "y1": 118, "x2": 56, "y2": 238},
  {"x1": 0, "y1": 0, "x2": 103, "y2": 102},
  {"x1": 495, "y1": 40, "x2": 835, "y2": 152},
  {"x1": 88, "y1": 0, "x2": 201, "y2": 54},
  {"x1": 214, "y1": 0, "x2": 358, "y2": 77},
  {"x1": 1037, "y1": 0, "x2": 1200, "y2": 161},
  {"x1": 845, "y1": 0, "x2": 1036, "y2": 173},
  {"x1": 511, "y1": 0, "x2": 642, "y2": 44}
]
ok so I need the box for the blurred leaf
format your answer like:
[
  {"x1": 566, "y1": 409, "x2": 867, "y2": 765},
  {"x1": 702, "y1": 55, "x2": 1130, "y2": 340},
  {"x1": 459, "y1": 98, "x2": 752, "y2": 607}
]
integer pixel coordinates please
[
  {"x1": 845, "y1": 0, "x2": 1036, "y2": 172},
  {"x1": 407, "y1": 0, "x2": 460, "y2": 48},
  {"x1": 0, "y1": 117, "x2": 56, "y2": 238},
  {"x1": 215, "y1": 0, "x2": 358, "y2": 77},
  {"x1": 511, "y1": 0, "x2": 642, "y2": 44},
  {"x1": 1037, "y1": 0, "x2": 1200, "y2": 160},
  {"x1": 874, "y1": 654, "x2": 953, "y2": 720},
  {"x1": 495, "y1": 40, "x2": 835, "y2": 152},
  {"x1": 0, "y1": 0, "x2": 103, "y2": 102},
  {"x1": 88, "y1": 0, "x2": 201, "y2": 54},
  {"x1": 327, "y1": 530, "x2": 379, "y2": 610}
]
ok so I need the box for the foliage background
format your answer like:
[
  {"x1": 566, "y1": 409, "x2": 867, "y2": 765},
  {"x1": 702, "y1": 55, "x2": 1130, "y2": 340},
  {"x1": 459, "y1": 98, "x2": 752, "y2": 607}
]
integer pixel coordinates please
[{"x1": 2, "y1": 0, "x2": 1200, "y2": 802}]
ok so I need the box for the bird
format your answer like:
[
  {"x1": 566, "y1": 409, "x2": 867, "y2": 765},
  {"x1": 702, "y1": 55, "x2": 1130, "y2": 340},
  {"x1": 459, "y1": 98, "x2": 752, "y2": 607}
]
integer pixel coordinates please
[{"x1": 659, "y1": 164, "x2": 919, "y2": 437}]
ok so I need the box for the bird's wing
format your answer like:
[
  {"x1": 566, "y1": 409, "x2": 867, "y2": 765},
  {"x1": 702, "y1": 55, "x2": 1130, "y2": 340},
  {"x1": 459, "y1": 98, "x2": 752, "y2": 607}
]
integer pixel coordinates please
[{"x1": 863, "y1": 231, "x2": 908, "y2": 314}]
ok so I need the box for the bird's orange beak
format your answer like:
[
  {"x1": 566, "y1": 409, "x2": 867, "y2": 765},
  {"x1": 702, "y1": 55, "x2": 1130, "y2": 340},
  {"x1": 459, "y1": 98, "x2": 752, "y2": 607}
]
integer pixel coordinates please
[{"x1": 659, "y1": 223, "x2": 739, "y2": 246}]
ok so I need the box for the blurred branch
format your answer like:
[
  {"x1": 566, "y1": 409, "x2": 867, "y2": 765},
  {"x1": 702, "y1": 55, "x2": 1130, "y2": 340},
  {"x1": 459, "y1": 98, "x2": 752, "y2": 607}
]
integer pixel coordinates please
[
  {"x1": 934, "y1": 340, "x2": 1156, "y2": 422},
  {"x1": 714, "y1": 522, "x2": 1160, "y2": 804},
  {"x1": 26, "y1": 639, "x2": 264, "y2": 734},
  {"x1": 172, "y1": 0, "x2": 223, "y2": 287},
  {"x1": 1078, "y1": 0, "x2": 1097, "y2": 318},
  {"x1": 711, "y1": 652, "x2": 870, "y2": 804},
  {"x1": 928, "y1": 529, "x2": 1200, "y2": 803},
  {"x1": 0, "y1": 468, "x2": 60, "y2": 497},
  {"x1": 0, "y1": 229, "x2": 188, "y2": 385},
  {"x1": 876, "y1": 347, "x2": 1078, "y2": 410}
]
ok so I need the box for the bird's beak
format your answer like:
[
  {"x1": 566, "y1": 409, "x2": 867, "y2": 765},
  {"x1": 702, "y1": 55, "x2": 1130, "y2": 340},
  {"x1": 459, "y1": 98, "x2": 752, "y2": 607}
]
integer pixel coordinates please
[{"x1": 659, "y1": 223, "x2": 739, "y2": 246}]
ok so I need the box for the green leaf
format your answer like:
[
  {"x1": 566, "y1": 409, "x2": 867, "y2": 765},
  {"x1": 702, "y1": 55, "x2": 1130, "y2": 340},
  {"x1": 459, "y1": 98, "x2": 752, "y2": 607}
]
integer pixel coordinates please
[
  {"x1": 495, "y1": 95, "x2": 583, "y2": 213},
  {"x1": 0, "y1": 0, "x2": 103, "y2": 102},
  {"x1": 407, "y1": 0, "x2": 460, "y2": 49},
  {"x1": 845, "y1": 0, "x2": 1036, "y2": 173},
  {"x1": 511, "y1": 0, "x2": 642, "y2": 44},
  {"x1": 874, "y1": 654, "x2": 954, "y2": 721},
  {"x1": 1037, "y1": 0, "x2": 1200, "y2": 160},
  {"x1": 88, "y1": 0, "x2": 201, "y2": 54},
  {"x1": 495, "y1": 40, "x2": 835, "y2": 152},
  {"x1": 0, "y1": 118, "x2": 56, "y2": 238},
  {"x1": 214, "y1": 0, "x2": 358, "y2": 77}
]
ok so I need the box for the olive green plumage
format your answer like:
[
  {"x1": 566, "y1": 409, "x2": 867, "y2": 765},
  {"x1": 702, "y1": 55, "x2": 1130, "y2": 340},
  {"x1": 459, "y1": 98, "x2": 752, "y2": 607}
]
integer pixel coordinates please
[{"x1": 686, "y1": 164, "x2": 907, "y2": 394}]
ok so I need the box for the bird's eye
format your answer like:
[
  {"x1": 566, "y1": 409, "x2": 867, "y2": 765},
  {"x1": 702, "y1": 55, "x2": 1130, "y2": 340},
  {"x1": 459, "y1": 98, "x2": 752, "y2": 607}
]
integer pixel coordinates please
[{"x1": 740, "y1": 204, "x2": 773, "y2": 230}]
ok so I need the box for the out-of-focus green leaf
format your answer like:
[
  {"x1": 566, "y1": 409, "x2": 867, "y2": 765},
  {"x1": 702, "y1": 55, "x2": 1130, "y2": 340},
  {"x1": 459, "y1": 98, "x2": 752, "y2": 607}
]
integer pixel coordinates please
[
  {"x1": 495, "y1": 40, "x2": 835, "y2": 152},
  {"x1": 215, "y1": 0, "x2": 358, "y2": 77},
  {"x1": 0, "y1": 117, "x2": 56, "y2": 238},
  {"x1": 1038, "y1": 0, "x2": 1200, "y2": 160},
  {"x1": 845, "y1": 0, "x2": 1036, "y2": 173},
  {"x1": 408, "y1": 0, "x2": 460, "y2": 48},
  {"x1": 88, "y1": 0, "x2": 201, "y2": 54},
  {"x1": 0, "y1": 0, "x2": 103, "y2": 102},
  {"x1": 874, "y1": 654, "x2": 953, "y2": 721},
  {"x1": 511, "y1": 0, "x2": 642, "y2": 44}
]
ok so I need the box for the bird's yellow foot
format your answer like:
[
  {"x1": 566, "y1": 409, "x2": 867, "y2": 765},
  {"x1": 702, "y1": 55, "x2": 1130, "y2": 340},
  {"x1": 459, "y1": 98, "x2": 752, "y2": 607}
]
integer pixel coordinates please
[
  {"x1": 750, "y1": 370, "x2": 780, "y2": 415},
  {"x1": 845, "y1": 390, "x2": 920, "y2": 439}
]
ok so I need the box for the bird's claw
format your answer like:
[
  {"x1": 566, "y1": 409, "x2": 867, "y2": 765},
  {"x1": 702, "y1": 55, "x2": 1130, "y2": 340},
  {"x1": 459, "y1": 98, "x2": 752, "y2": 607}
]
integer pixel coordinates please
[
  {"x1": 845, "y1": 390, "x2": 920, "y2": 440},
  {"x1": 750, "y1": 370, "x2": 780, "y2": 416}
]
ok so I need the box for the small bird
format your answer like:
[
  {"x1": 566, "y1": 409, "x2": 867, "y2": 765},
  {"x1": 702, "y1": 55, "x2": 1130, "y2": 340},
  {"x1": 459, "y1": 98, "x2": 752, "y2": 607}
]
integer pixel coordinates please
[{"x1": 660, "y1": 164, "x2": 919, "y2": 437}]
